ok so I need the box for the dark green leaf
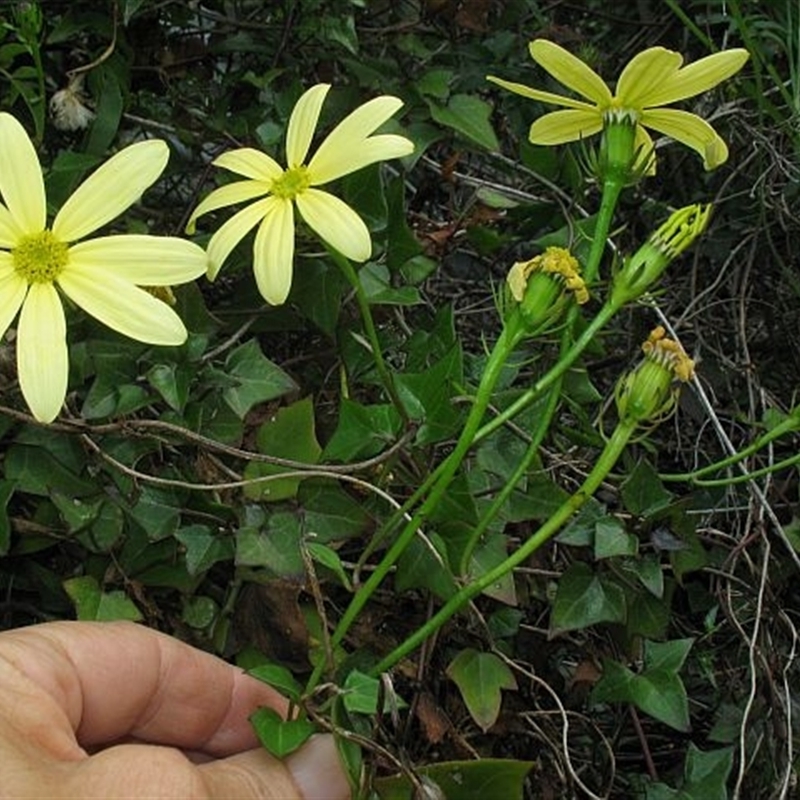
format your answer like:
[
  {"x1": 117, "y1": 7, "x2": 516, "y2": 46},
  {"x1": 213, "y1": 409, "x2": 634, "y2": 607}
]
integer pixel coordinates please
[
  {"x1": 621, "y1": 460, "x2": 673, "y2": 516},
  {"x1": 306, "y1": 542, "x2": 352, "y2": 590},
  {"x1": 235, "y1": 514, "x2": 304, "y2": 579},
  {"x1": 250, "y1": 707, "x2": 315, "y2": 758},
  {"x1": 63, "y1": 576, "x2": 142, "y2": 622},
  {"x1": 429, "y1": 94, "x2": 499, "y2": 151},
  {"x1": 343, "y1": 670, "x2": 381, "y2": 715},
  {"x1": 244, "y1": 397, "x2": 322, "y2": 501},
  {"x1": 359, "y1": 262, "x2": 421, "y2": 305},
  {"x1": 396, "y1": 346, "x2": 463, "y2": 445},
  {"x1": 323, "y1": 399, "x2": 402, "y2": 461},
  {"x1": 594, "y1": 517, "x2": 638, "y2": 559},
  {"x1": 447, "y1": 649, "x2": 517, "y2": 732},
  {"x1": 249, "y1": 663, "x2": 303, "y2": 703},
  {"x1": 222, "y1": 340, "x2": 298, "y2": 419},
  {"x1": 551, "y1": 562, "x2": 626, "y2": 633},
  {"x1": 374, "y1": 759, "x2": 534, "y2": 800},
  {"x1": 181, "y1": 595, "x2": 219, "y2": 629},
  {"x1": 175, "y1": 525, "x2": 234, "y2": 576},
  {"x1": 395, "y1": 532, "x2": 458, "y2": 601}
]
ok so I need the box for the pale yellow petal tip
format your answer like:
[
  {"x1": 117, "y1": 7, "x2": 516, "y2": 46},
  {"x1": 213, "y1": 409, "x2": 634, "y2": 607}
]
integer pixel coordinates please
[
  {"x1": 703, "y1": 136, "x2": 729, "y2": 171},
  {"x1": 30, "y1": 403, "x2": 61, "y2": 424}
]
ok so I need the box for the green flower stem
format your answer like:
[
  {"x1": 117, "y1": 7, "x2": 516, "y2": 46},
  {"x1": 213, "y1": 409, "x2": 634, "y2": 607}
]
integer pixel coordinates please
[
  {"x1": 370, "y1": 417, "x2": 638, "y2": 676},
  {"x1": 458, "y1": 371, "x2": 565, "y2": 576},
  {"x1": 306, "y1": 309, "x2": 528, "y2": 693},
  {"x1": 472, "y1": 300, "x2": 618, "y2": 446},
  {"x1": 330, "y1": 250, "x2": 409, "y2": 426},
  {"x1": 465, "y1": 172, "x2": 626, "y2": 451},
  {"x1": 584, "y1": 175, "x2": 626, "y2": 284},
  {"x1": 661, "y1": 411, "x2": 800, "y2": 483},
  {"x1": 668, "y1": 451, "x2": 800, "y2": 487},
  {"x1": 311, "y1": 173, "x2": 628, "y2": 692}
]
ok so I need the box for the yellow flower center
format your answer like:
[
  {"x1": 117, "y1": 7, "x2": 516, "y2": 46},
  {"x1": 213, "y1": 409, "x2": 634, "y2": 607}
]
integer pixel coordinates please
[
  {"x1": 507, "y1": 246, "x2": 588, "y2": 305},
  {"x1": 13, "y1": 230, "x2": 69, "y2": 284},
  {"x1": 271, "y1": 166, "x2": 311, "y2": 200}
]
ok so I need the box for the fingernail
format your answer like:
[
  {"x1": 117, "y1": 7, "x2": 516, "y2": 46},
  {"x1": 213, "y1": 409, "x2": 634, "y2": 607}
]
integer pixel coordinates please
[{"x1": 286, "y1": 734, "x2": 351, "y2": 800}]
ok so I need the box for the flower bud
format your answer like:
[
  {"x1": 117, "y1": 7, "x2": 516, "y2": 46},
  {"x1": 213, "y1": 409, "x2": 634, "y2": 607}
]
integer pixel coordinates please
[
  {"x1": 506, "y1": 246, "x2": 588, "y2": 331},
  {"x1": 611, "y1": 204, "x2": 712, "y2": 307},
  {"x1": 615, "y1": 326, "x2": 695, "y2": 425}
]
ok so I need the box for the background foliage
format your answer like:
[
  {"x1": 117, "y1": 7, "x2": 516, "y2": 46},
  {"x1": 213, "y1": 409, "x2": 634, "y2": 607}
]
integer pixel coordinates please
[{"x1": 1, "y1": 1, "x2": 799, "y2": 797}]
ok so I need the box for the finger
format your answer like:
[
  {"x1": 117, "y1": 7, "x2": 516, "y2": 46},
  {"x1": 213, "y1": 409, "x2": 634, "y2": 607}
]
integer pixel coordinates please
[
  {"x1": 55, "y1": 744, "x2": 301, "y2": 800},
  {"x1": 286, "y1": 735, "x2": 353, "y2": 800},
  {"x1": 200, "y1": 748, "x2": 303, "y2": 799},
  {"x1": 0, "y1": 620, "x2": 288, "y2": 754}
]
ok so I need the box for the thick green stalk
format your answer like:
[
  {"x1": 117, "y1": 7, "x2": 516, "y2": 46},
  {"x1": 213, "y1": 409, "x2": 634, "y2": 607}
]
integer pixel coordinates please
[
  {"x1": 472, "y1": 300, "x2": 618, "y2": 446},
  {"x1": 458, "y1": 371, "x2": 564, "y2": 576},
  {"x1": 371, "y1": 418, "x2": 637, "y2": 675},
  {"x1": 306, "y1": 311, "x2": 527, "y2": 692},
  {"x1": 584, "y1": 176, "x2": 625, "y2": 284}
]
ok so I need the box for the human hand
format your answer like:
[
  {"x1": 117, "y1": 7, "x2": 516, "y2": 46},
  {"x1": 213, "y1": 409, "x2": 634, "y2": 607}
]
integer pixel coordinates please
[{"x1": 0, "y1": 620, "x2": 350, "y2": 799}]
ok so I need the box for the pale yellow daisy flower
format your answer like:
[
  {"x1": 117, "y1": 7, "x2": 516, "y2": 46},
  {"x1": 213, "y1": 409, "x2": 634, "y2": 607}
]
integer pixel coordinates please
[
  {"x1": 187, "y1": 83, "x2": 414, "y2": 305},
  {"x1": 0, "y1": 113, "x2": 208, "y2": 423},
  {"x1": 488, "y1": 40, "x2": 748, "y2": 170}
]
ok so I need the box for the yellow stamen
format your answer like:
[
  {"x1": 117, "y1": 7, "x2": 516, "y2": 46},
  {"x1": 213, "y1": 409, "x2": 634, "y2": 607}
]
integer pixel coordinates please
[
  {"x1": 13, "y1": 231, "x2": 69, "y2": 284},
  {"x1": 271, "y1": 166, "x2": 311, "y2": 200},
  {"x1": 641, "y1": 325, "x2": 695, "y2": 382},
  {"x1": 507, "y1": 246, "x2": 588, "y2": 304}
]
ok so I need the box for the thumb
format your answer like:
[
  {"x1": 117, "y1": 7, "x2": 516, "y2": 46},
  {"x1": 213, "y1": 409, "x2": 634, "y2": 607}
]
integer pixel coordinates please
[
  {"x1": 286, "y1": 735, "x2": 351, "y2": 800},
  {"x1": 199, "y1": 748, "x2": 302, "y2": 798},
  {"x1": 200, "y1": 735, "x2": 351, "y2": 800}
]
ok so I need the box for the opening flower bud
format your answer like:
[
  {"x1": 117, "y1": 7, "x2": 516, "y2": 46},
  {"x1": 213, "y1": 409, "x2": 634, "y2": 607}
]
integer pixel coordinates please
[
  {"x1": 611, "y1": 204, "x2": 712, "y2": 307},
  {"x1": 506, "y1": 246, "x2": 588, "y2": 331},
  {"x1": 615, "y1": 326, "x2": 695, "y2": 425}
]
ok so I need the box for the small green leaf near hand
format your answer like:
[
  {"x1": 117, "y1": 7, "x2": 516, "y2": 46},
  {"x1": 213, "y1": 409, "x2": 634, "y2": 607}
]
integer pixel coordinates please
[{"x1": 447, "y1": 648, "x2": 517, "y2": 732}]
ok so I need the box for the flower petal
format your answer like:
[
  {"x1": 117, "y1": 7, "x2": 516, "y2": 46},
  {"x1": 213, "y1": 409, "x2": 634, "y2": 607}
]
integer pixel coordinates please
[
  {"x1": 529, "y1": 109, "x2": 603, "y2": 145},
  {"x1": 0, "y1": 255, "x2": 28, "y2": 338},
  {"x1": 307, "y1": 95, "x2": 405, "y2": 182},
  {"x1": 0, "y1": 202, "x2": 25, "y2": 248},
  {"x1": 0, "y1": 113, "x2": 46, "y2": 234},
  {"x1": 186, "y1": 180, "x2": 272, "y2": 234},
  {"x1": 253, "y1": 199, "x2": 295, "y2": 305},
  {"x1": 213, "y1": 148, "x2": 284, "y2": 181},
  {"x1": 486, "y1": 76, "x2": 597, "y2": 111},
  {"x1": 296, "y1": 188, "x2": 371, "y2": 262},
  {"x1": 58, "y1": 267, "x2": 187, "y2": 345},
  {"x1": 206, "y1": 196, "x2": 281, "y2": 280},
  {"x1": 616, "y1": 47, "x2": 683, "y2": 108},
  {"x1": 286, "y1": 84, "x2": 330, "y2": 167},
  {"x1": 641, "y1": 108, "x2": 728, "y2": 169},
  {"x1": 309, "y1": 134, "x2": 413, "y2": 185},
  {"x1": 17, "y1": 283, "x2": 67, "y2": 423},
  {"x1": 68, "y1": 235, "x2": 208, "y2": 285},
  {"x1": 52, "y1": 139, "x2": 169, "y2": 242},
  {"x1": 529, "y1": 39, "x2": 612, "y2": 106},
  {"x1": 633, "y1": 125, "x2": 657, "y2": 176},
  {"x1": 639, "y1": 49, "x2": 749, "y2": 107}
]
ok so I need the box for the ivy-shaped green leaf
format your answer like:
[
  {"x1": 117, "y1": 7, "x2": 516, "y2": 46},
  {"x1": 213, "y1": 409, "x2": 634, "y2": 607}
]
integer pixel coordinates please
[
  {"x1": 551, "y1": 562, "x2": 626, "y2": 633},
  {"x1": 447, "y1": 649, "x2": 517, "y2": 732}
]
